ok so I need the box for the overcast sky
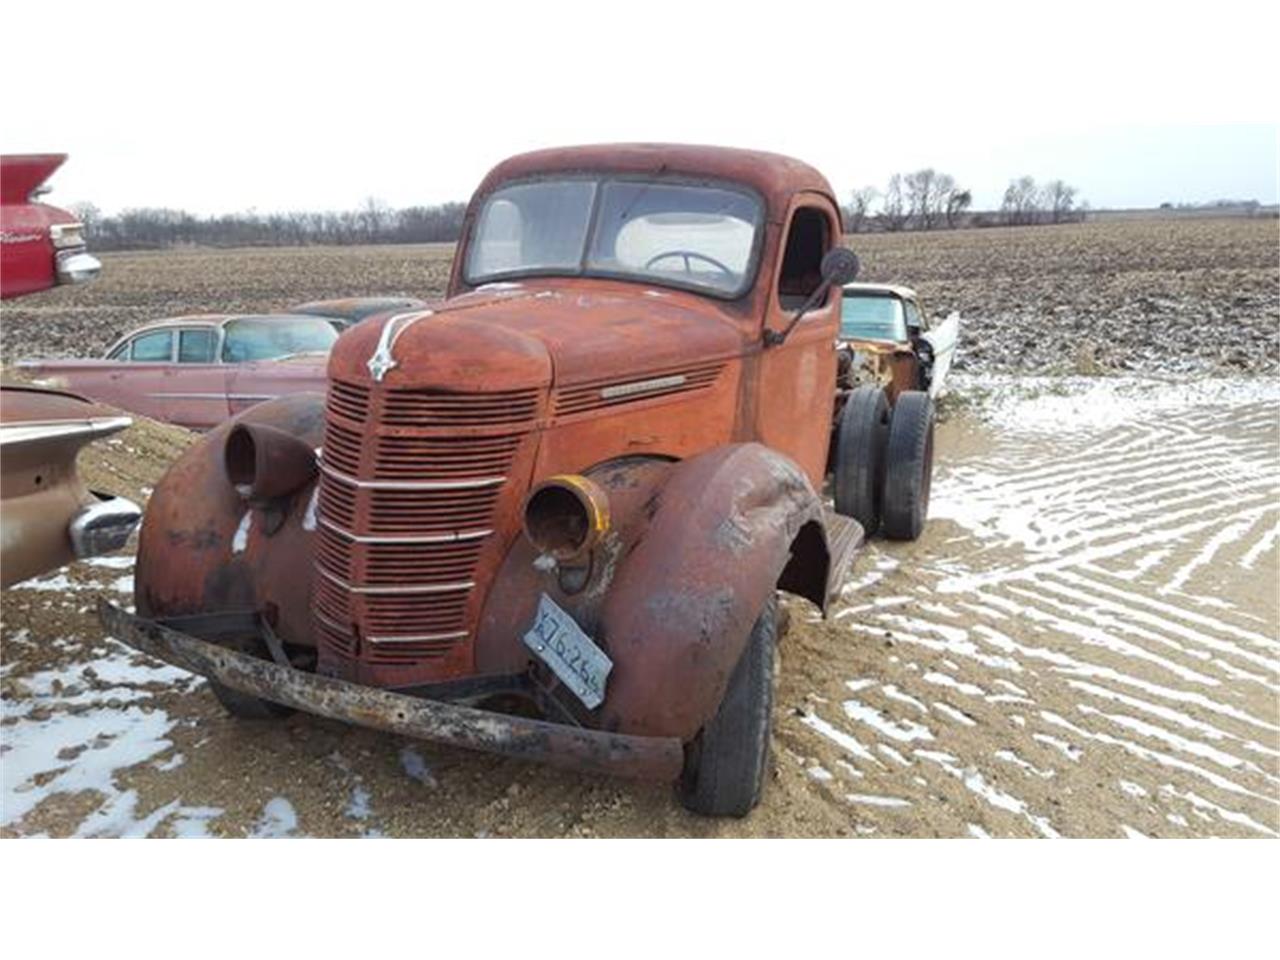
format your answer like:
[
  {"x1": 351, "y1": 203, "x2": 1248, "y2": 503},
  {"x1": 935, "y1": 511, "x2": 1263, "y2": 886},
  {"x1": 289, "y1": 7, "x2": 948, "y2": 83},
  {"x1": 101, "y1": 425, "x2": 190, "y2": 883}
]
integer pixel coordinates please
[{"x1": 4, "y1": 1, "x2": 1276, "y2": 215}]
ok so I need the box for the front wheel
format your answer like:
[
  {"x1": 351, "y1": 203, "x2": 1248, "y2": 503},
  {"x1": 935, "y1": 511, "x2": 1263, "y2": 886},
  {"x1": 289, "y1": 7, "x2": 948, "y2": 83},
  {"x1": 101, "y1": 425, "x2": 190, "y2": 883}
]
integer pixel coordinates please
[
  {"x1": 209, "y1": 635, "x2": 295, "y2": 720},
  {"x1": 678, "y1": 594, "x2": 777, "y2": 817}
]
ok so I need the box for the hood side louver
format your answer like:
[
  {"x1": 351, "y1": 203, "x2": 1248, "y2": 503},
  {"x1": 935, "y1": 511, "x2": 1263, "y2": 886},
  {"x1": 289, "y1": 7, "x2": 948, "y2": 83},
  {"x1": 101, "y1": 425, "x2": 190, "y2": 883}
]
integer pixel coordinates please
[{"x1": 553, "y1": 361, "x2": 725, "y2": 418}]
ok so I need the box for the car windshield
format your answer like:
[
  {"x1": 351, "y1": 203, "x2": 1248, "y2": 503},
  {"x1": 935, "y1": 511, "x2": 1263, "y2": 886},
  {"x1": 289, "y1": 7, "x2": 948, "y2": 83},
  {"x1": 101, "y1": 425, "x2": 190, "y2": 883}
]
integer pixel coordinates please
[
  {"x1": 841, "y1": 295, "x2": 907, "y2": 342},
  {"x1": 465, "y1": 178, "x2": 762, "y2": 296},
  {"x1": 221, "y1": 317, "x2": 338, "y2": 363}
]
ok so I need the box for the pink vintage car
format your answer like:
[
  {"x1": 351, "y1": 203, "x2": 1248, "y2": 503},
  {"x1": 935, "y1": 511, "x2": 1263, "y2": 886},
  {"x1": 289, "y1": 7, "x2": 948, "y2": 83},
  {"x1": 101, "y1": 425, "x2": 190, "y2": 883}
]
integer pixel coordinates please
[{"x1": 18, "y1": 313, "x2": 336, "y2": 430}]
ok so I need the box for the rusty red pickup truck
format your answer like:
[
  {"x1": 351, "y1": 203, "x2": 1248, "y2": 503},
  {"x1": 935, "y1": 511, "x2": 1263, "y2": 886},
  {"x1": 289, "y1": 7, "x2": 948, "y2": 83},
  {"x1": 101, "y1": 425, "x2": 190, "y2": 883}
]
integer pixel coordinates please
[{"x1": 101, "y1": 144, "x2": 938, "y2": 817}]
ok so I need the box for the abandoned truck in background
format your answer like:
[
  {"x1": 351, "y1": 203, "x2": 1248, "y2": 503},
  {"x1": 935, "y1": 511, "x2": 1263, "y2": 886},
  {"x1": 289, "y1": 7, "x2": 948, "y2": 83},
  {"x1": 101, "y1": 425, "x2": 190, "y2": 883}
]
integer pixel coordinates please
[{"x1": 102, "y1": 144, "x2": 938, "y2": 816}]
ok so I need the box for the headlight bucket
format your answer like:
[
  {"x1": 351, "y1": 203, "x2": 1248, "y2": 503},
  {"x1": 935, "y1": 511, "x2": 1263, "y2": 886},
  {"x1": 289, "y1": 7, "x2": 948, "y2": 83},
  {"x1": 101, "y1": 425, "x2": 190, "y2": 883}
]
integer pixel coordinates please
[{"x1": 522, "y1": 474, "x2": 611, "y2": 562}]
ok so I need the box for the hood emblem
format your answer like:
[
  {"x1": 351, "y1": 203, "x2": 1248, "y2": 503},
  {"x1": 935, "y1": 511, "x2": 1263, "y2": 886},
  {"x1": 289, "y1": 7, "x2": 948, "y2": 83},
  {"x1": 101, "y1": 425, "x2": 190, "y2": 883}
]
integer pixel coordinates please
[{"x1": 367, "y1": 310, "x2": 433, "y2": 382}]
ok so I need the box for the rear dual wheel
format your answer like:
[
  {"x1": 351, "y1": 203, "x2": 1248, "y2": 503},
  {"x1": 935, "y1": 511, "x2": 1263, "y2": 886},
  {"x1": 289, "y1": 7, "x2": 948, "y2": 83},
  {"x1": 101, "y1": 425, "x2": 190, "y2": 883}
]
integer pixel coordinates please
[
  {"x1": 833, "y1": 386, "x2": 890, "y2": 535},
  {"x1": 832, "y1": 386, "x2": 935, "y2": 541},
  {"x1": 881, "y1": 391, "x2": 936, "y2": 541}
]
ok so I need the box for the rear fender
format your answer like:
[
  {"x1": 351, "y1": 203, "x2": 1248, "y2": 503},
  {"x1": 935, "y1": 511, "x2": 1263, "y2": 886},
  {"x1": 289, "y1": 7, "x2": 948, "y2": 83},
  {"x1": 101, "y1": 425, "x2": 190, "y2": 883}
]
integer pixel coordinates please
[
  {"x1": 134, "y1": 393, "x2": 325, "y2": 646},
  {"x1": 475, "y1": 444, "x2": 829, "y2": 741}
]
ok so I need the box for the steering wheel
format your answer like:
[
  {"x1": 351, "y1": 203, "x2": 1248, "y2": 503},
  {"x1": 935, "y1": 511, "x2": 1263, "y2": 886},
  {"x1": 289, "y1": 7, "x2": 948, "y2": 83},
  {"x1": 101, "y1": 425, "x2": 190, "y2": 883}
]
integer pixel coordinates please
[{"x1": 644, "y1": 250, "x2": 735, "y2": 278}]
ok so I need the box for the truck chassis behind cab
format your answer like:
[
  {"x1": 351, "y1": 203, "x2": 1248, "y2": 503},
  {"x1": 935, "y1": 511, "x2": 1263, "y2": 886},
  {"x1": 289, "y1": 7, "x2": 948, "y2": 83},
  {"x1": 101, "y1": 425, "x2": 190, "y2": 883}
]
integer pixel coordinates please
[{"x1": 103, "y1": 144, "x2": 935, "y2": 816}]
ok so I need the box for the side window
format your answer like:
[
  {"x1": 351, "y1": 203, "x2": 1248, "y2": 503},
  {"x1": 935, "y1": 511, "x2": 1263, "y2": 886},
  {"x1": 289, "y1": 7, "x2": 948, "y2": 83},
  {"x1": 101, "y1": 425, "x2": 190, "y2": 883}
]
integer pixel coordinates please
[
  {"x1": 130, "y1": 330, "x2": 173, "y2": 362},
  {"x1": 904, "y1": 300, "x2": 924, "y2": 332},
  {"x1": 777, "y1": 207, "x2": 831, "y2": 310},
  {"x1": 178, "y1": 328, "x2": 217, "y2": 363},
  {"x1": 107, "y1": 341, "x2": 129, "y2": 360}
]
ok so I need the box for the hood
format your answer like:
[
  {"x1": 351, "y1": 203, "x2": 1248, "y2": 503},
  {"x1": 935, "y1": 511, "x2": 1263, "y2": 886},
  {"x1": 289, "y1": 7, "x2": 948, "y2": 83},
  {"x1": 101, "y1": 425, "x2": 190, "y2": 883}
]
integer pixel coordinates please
[{"x1": 328, "y1": 279, "x2": 747, "y2": 393}]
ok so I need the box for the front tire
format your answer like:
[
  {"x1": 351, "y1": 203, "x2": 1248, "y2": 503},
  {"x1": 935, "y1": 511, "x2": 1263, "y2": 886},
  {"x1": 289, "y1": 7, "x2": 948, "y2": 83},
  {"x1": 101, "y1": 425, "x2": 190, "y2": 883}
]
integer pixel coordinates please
[
  {"x1": 208, "y1": 636, "x2": 295, "y2": 720},
  {"x1": 210, "y1": 680, "x2": 294, "y2": 720},
  {"x1": 881, "y1": 391, "x2": 935, "y2": 541},
  {"x1": 678, "y1": 594, "x2": 777, "y2": 817}
]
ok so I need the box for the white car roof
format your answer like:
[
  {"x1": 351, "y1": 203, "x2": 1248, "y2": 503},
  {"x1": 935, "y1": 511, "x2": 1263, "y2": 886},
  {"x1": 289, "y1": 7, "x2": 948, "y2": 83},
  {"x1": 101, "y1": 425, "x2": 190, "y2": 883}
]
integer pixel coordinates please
[{"x1": 842, "y1": 282, "x2": 918, "y2": 300}]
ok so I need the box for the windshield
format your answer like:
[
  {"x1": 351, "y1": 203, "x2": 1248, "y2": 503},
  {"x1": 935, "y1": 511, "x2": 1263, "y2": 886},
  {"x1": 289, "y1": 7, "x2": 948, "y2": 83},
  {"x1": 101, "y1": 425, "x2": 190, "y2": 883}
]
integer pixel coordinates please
[
  {"x1": 465, "y1": 177, "x2": 763, "y2": 297},
  {"x1": 840, "y1": 295, "x2": 907, "y2": 342},
  {"x1": 221, "y1": 317, "x2": 338, "y2": 363}
]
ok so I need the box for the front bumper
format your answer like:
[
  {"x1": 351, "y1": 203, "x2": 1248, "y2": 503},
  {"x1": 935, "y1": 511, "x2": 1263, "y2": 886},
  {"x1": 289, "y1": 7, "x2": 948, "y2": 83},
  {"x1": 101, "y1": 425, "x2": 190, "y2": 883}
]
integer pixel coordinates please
[
  {"x1": 71, "y1": 494, "x2": 141, "y2": 558},
  {"x1": 55, "y1": 249, "x2": 101, "y2": 286},
  {"x1": 97, "y1": 601, "x2": 686, "y2": 782}
]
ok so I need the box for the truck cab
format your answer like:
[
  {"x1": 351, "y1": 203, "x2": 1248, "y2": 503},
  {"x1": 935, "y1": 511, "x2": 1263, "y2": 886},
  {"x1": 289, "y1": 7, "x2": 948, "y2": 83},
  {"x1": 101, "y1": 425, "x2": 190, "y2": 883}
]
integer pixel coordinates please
[{"x1": 114, "y1": 145, "x2": 925, "y2": 818}]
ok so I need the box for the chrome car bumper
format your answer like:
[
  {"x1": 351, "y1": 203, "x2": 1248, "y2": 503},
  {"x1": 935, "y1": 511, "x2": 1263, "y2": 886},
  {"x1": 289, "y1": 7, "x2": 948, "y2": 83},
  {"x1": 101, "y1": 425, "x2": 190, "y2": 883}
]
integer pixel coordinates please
[
  {"x1": 55, "y1": 250, "x2": 102, "y2": 286},
  {"x1": 70, "y1": 493, "x2": 142, "y2": 558}
]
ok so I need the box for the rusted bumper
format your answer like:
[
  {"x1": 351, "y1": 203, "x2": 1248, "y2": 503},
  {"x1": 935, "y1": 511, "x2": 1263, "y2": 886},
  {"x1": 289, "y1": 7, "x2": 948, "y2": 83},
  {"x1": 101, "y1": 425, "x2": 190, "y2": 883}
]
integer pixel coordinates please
[{"x1": 97, "y1": 600, "x2": 686, "y2": 782}]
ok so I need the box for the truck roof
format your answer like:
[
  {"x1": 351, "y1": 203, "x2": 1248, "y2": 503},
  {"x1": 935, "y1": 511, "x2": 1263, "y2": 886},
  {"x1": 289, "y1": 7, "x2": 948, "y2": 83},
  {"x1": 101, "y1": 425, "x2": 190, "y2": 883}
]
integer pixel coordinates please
[{"x1": 473, "y1": 143, "x2": 838, "y2": 222}]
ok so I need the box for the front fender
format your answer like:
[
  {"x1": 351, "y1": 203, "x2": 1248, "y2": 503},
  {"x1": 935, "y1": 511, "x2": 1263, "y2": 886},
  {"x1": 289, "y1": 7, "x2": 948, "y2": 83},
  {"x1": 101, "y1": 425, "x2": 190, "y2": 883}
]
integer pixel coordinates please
[
  {"x1": 134, "y1": 393, "x2": 325, "y2": 647},
  {"x1": 475, "y1": 444, "x2": 829, "y2": 741},
  {"x1": 598, "y1": 443, "x2": 825, "y2": 739}
]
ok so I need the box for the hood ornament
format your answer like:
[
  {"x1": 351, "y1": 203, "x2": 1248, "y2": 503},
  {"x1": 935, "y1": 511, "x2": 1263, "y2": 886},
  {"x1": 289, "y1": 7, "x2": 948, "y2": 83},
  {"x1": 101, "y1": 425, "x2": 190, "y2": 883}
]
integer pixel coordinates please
[{"x1": 367, "y1": 310, "x2": 433, "y2": 382}]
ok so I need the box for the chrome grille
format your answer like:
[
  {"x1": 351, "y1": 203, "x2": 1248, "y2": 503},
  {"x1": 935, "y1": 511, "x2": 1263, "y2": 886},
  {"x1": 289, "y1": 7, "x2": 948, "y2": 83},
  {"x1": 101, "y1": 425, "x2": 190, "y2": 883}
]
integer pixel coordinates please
[
  {"x1": 327, "y1": 380, "x2": 370, "y2": 422},
  {"x1": 314, "y1": 379, "x2": 538, "y2": 675},
  {"x1": 382, "y1": 387, "x2": 540, "y2": 427}
]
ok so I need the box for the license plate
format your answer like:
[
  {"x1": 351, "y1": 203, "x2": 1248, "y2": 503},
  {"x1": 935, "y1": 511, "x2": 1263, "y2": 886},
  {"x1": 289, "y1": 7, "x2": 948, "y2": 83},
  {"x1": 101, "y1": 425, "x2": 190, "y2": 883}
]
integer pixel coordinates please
[{"x1": 522, "y1": 594, "x2": 613, "y2": 709}]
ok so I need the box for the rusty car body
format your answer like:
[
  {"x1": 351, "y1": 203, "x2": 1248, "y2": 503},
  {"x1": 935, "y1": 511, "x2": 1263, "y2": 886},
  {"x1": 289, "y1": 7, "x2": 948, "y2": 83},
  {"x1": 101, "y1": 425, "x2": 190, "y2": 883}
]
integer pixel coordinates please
[
  {"x1": 826, "y1": 283, "x2": 956, "y2": 540},
  {"x1": 100, "y1": 144, "x2": 938, "y2": 816},
  {"x1": 18, "y1": 313, "x2": 337, "y2": 430},
  {"x1": 837, "y1": 282, "x2": 959, "y2": 403},
  {"x1": 1, "y1": 384, "x2": 141, "y2": 587},
  {"x1": 0, "y1": 154, "x2": 101, "y2": 300}
]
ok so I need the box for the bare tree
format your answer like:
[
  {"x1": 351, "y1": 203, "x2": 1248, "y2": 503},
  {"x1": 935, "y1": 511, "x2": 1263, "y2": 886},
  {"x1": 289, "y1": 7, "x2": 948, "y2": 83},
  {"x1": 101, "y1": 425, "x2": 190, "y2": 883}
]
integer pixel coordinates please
[
  {"x1": 845, "y1": 186, "x2": 878, "y2": 233},
  {"x1": 881, "y1": 174, "x2": 907, "y2": 232},
  {"x1": 68, "y1": 201, "x2": 102, "y2": 231},
  {"x1": 1041, "y1": 180, "x2": 1078, "y2": 224},
  {"x1": 904, "y1": 168, "x2": 940, "y2": 229},
  {"x1": 945, "y1": 187, "x2": 972, "y2": 228},
  {"x1": 358, "y1": 196, "x2": 391, "y2": 242},
  {"x1": 1001, "y1": 176, "x2": 1041, "y2": 226}
]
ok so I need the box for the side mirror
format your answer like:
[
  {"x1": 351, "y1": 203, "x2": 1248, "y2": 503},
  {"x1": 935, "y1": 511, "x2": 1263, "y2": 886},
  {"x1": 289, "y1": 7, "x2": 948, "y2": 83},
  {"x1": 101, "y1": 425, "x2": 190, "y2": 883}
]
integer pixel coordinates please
[
  {"x1": 821, "y1": 247, "x2": 860, "y2": 286},
  {"x1": 765, "y1": 247, "x2": 862, "y2": 348}
]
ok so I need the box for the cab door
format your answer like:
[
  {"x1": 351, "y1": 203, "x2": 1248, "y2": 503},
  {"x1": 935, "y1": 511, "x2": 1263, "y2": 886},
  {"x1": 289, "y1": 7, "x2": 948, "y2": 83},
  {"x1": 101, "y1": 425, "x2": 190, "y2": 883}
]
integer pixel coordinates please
[
  {"x1": 754, "y1": 195, "x2": 842, "y2": 487},
  {"x1": 101, "y1": 328, "x2": 177, "y2": 422}
]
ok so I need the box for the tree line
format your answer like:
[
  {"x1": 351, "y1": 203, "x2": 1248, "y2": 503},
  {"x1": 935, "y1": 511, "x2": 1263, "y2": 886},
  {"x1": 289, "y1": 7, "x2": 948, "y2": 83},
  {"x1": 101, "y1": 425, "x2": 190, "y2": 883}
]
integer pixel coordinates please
[
  {"x1": 69, "y1": 173, "x2": 1087, "y2": 250},
  {"x1": 69, "y1": 198, "x2": 467, "y2": 251},
  {"x1": 841, "y1": 171, "x2": 1085, "y2": 232}
]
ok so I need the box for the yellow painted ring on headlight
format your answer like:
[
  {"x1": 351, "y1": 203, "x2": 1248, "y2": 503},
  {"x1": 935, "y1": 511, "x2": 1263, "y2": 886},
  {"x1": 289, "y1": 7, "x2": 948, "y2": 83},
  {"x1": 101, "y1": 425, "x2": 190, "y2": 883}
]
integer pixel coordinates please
[{"x1": 522, "y1": 473, "x2": 611, "y2": 560}]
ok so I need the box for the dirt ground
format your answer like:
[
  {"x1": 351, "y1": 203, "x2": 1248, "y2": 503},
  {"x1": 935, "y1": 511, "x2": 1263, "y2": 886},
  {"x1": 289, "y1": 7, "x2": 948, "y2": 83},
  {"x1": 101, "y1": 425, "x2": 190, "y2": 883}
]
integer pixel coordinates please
[{"x1": 2, "y1": 375, "x2": 1276, "y2": 838}]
